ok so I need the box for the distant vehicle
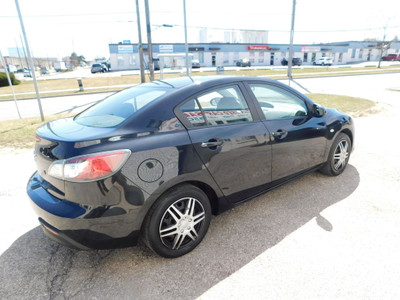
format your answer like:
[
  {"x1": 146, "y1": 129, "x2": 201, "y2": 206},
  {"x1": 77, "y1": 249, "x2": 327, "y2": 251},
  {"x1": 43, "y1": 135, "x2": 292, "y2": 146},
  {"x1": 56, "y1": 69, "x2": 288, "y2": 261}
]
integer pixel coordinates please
[
  {"x1": 54, "y1": 61, "x2": 67, "y2": 72},
  {"x1": 192, "y1": 59, "x2": 200, "y2": 68},
  {"x1": 281, "y1": 57, "x2": 302, "y2": 66},
  {"x1": 381, "y1": 54, "x2": 400, "y2": 61},
  {"x1": 314, "y1": 57, "x2": 333, "y2": 66},
  {"x1": 23, "y1": 69, "x2": 32, "y2": 77},
  {"x1": 7, "y1": 65, "x2": 17, "y2": 73},
  {"x1": 16, "y1": 68, "x2": 29, "y2": 73},
  {"x1": 91, "y1": 63, "x2": 105, "y2": 73},
  {"x1": 40, "y1": 67, "x2": 49, "y2": 75},
  {"x1": 153, "y1": 58, "x2": 160, "y2": 71},
  {"x1": 101, "y1": 62, "x2": 111, "y2": 72},
  {"x1": 236, "y1": 58, "x2": 251, "y2": 67}
]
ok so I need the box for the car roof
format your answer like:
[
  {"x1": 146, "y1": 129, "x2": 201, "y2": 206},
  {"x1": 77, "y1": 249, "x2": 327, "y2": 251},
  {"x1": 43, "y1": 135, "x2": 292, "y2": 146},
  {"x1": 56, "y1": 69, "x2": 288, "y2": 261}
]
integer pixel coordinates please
[{"x1": 146, "y1": 75, "x2": 278, "y2": 90}]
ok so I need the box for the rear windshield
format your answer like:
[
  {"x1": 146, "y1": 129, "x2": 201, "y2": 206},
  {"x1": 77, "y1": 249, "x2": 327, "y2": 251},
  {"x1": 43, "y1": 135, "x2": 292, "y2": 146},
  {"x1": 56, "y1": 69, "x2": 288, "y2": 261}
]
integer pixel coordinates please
[{"x1": 75, "y1": 86, "x2": 169, "y2": 127}]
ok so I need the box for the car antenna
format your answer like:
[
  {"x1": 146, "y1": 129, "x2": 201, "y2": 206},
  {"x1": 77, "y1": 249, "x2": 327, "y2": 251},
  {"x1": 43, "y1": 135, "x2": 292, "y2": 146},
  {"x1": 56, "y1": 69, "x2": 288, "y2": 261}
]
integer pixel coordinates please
[{"x1": 156, "y1": 80, "x2": 175, "y2": 88}]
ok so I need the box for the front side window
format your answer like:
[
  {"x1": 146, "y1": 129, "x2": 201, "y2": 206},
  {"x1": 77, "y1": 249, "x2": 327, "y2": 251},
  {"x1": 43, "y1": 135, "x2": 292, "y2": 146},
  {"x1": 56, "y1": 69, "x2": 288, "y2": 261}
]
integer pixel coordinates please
[
  {"x1": 249, "y1": 84, "x2": 308, "y2": 120},
  {"x1": 179, "y1": 85, "x2": 253, "y2": 127}
]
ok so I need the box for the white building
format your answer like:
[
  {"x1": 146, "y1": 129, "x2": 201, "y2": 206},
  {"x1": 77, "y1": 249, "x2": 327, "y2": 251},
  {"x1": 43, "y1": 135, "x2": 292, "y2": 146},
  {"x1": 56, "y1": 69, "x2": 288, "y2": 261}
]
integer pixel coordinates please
[{"x1": 109, "y1": 41, "x2": 400, "y2": 71}]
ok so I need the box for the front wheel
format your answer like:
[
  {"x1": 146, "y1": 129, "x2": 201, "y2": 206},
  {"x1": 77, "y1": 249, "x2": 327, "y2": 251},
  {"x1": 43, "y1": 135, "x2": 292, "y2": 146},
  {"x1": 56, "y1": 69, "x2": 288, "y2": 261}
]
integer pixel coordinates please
[
  {"x1": 320, "y1": 133, "x2": 351, "y2": 176},
  {"x1": 142, "y1": 184, "x2": 212, "y2": 258}
]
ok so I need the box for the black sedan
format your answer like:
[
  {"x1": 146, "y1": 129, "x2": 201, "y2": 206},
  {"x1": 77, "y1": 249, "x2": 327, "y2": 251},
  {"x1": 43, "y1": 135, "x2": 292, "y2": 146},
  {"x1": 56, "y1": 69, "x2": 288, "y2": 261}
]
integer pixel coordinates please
[{"x1": 27, "y1": 76, "x2": 354, "y2": 258}]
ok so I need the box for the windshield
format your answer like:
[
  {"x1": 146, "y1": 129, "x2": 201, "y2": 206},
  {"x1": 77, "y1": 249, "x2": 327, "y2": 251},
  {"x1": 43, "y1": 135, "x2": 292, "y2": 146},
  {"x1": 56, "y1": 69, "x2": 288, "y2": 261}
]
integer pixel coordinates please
[{"x1": 75, "y1": 86, "x2": 169, "y2": 127}]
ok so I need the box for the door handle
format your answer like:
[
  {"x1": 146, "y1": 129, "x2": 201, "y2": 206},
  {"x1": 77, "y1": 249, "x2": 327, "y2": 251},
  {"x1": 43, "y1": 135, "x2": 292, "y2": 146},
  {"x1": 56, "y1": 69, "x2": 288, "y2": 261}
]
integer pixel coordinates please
[
  {"x1": 272, "y1": 129, "x2": 288, "y2": 139},
  {"x1": 201, "y1": 140, "x2": 224, "y2": 148}
]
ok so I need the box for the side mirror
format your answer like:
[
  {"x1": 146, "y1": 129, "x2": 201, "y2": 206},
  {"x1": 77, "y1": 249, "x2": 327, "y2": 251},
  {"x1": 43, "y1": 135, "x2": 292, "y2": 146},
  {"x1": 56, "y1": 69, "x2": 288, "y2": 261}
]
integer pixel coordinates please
[{"x1": 313, "y1": 104, "x2": 326, "y2": 117}]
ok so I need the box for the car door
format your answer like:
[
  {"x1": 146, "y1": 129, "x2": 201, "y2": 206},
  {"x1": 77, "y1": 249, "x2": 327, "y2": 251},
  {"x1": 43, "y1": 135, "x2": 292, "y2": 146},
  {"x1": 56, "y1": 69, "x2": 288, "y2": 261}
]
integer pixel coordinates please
[
  {"x1": 246, "y1": 82, "x2": 327, "y2": 181},
  {"x1": 177, "y1": 84, "x2": 272, "y2": 203}
]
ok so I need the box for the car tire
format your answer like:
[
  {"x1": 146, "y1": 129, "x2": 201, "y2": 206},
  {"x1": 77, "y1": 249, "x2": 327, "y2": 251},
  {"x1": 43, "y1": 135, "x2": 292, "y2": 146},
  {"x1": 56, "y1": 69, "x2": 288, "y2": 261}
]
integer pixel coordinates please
[
  {"x1": 320, "y1": 133, "x2": 351, "y2": 176},
  {"x1": 142, "y1": 184, "x2": 212, "y2": 258}
]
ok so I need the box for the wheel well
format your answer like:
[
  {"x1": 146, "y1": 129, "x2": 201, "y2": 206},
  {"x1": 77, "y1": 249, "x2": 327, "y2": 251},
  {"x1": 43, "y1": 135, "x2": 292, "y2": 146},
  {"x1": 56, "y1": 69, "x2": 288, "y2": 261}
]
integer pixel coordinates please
[
  {"x1": 159, "y1": 181, "x2": 219, "y2": 215},
  {"x1": 340, "y1": 129, "x2": 353, "y2": 147},
  {"x1": 185, "y1": 181, "x2": 219, "y2": 215}
]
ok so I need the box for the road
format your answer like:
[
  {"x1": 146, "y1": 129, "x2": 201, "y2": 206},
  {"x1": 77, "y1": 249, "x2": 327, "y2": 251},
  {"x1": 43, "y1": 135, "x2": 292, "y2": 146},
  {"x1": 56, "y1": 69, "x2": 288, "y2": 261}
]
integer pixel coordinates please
[
  {"x1": 0, "y1": 92, "x2": 112, "y2": 121},
  {"x1": 0, "y1": 73, "x2": 400, "y2": 299}
]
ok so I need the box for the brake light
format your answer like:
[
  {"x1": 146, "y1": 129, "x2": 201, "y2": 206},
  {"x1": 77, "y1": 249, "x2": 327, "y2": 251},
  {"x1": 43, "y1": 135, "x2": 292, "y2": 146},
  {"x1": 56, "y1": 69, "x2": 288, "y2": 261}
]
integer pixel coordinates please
[{"x1": 48, "y1": 150, "x2": 131, "y2": 182}]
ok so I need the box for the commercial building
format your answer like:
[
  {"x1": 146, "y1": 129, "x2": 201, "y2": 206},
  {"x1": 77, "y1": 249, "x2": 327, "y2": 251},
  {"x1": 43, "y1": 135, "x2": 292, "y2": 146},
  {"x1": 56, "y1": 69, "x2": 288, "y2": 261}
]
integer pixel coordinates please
[{"x1": 109, "y1": 40, "x2": 400, "y2": 71}]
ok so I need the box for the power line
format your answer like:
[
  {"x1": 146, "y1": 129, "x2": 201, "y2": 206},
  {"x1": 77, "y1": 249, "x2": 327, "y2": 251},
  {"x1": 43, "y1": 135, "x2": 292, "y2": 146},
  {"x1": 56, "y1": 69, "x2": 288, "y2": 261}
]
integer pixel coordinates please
[{"x1": 2, "y1": 13, "x2": 399, "y2": 33}]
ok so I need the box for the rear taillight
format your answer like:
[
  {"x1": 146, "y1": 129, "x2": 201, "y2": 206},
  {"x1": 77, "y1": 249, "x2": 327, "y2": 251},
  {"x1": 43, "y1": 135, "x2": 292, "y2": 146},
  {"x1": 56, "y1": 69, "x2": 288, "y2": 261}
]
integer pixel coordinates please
[{"x1": 48, "y1": 150, "x2": 131, "y2": 182}]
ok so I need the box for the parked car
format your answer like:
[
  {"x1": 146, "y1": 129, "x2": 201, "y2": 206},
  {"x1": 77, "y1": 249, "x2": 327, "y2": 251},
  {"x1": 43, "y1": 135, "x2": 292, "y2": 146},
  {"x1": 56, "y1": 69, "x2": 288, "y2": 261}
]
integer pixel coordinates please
[
  {"x1": 236, "y1": 58, "x2": 251, "y2": 67},
  {"x1": 313, "y1": 57, "x2": 333, "y2": 66},
  {"x1": 91, "y1": 63, "x2": 105, "y2": 73},
  {"x1": 27, "y1": 76, "x2": 354, "y2": 258},
  {"x1": 16, "y1": 68, "x2": 29, "y2": 73},
  {"x1": 192, "y1": 59, "x2": 201, "y2": 68},
  {"x1": 281, "y1": 57, "x2": 302, "y2": 66},
  {"x1": 23, "y1": 69, "x2": 32, "y2": 77},
  {"x1": 101, "y1": 62, "x2": 111, "y2": 72},
  {"x1": 153, "y1": 58, "x2": 160, "y2": 71},
  {"x1": 381, "y1": 54, "x2": 400, "y2": 61},
  {"x1": 40, "y1": 67, "x2": 49, "y2": 75}
]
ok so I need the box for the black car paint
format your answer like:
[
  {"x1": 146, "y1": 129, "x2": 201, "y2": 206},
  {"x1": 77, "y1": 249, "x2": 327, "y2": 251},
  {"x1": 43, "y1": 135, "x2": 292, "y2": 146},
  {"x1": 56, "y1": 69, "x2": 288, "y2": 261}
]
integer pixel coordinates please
[{"x1": 27, "y1": 76, "x2": 354, "y2": 250}]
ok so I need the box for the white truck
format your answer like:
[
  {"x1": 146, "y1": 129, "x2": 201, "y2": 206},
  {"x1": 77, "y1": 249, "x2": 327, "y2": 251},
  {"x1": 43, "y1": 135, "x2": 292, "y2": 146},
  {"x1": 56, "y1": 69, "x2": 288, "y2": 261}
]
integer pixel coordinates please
[{"x1": 53, "y1": 61, "x2": 67, "y2": 72}]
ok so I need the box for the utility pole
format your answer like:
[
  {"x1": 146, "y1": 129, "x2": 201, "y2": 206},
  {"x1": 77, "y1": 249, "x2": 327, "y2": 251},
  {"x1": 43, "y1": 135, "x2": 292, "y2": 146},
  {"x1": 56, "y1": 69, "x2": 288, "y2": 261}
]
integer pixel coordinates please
[
  {"x1": 15, "y1": 0, "x2": 44, "y2": 121},
  {"x1": 15, "y1": 39, "x2": 24, "y2": 69},
  {"x1": 135, "y1": 0, "x2": 146, "y2": 83},
  {"x1": 287, "y1": 0, "x2": 296, "y2": 81},
  {"x1": 183, "y1": 0, "x2": 190, "y2": 76},
  {"x1": 20, "y1": 35, "x2": 29, "y2": 69},
  {"x1": 144, "y1": 0, "x2": 154, "y2": 81},
  {"x1": 378, "y1": 25, "x2": 387, "y2": 69}
]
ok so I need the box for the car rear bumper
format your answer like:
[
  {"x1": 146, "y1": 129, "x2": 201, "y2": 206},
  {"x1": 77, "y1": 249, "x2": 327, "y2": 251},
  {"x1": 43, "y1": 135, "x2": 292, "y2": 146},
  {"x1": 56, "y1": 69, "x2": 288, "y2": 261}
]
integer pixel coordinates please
[{"x1": 27, "y1": 172, "x2": 140, "y2": 250}]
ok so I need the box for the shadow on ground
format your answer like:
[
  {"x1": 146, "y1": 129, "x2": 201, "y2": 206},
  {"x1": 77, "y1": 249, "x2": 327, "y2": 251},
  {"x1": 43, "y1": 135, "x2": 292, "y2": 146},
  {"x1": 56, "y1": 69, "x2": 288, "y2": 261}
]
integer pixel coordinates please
[{"x1": 0, "y1": 166, "x2": 359, "y2": 300}]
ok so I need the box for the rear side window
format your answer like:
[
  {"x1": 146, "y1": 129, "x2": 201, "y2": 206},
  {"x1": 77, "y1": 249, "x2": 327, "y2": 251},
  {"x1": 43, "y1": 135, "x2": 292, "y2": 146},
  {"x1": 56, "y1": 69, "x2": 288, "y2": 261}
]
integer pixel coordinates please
[
  {"x1": 179, "y1": 85, "x2": 253, "y2": 127},
  {"x1": 75, "y1": 87, "x2": 168, "y2": 127}
]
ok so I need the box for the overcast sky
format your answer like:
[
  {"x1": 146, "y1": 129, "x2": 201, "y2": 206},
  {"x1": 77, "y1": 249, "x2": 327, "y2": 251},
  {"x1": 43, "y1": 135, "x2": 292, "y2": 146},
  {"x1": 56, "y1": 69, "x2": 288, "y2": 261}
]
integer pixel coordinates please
[{"x1": 1, "y1": 0, "x2": 399, "y2": 60}]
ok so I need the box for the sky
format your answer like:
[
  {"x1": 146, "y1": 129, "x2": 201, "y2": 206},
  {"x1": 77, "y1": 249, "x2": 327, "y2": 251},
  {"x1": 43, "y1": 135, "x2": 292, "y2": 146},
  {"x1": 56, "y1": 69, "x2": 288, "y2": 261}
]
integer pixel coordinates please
[{"x1": 1, "y1": 0, "x2": 399, "y2": 61}]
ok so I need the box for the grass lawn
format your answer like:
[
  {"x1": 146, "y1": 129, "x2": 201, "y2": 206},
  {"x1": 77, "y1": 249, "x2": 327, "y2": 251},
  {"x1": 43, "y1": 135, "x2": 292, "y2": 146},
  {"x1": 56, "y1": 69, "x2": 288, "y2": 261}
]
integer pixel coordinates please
[
  {"x1": 0, "y1": 94, "x2": 376, "y2": 149},
  {"x1": 1, "y1": 65, "x2": 399, "y2": 100},
  {"x1": 306, "y1": 94, "x2": 376, "y2": 115}
]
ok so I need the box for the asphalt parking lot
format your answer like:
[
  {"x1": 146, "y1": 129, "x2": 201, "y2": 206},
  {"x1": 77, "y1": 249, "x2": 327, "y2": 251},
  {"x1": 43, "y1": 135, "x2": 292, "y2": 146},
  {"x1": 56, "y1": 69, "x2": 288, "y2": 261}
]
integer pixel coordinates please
[{"x1": 0, "y1": 73, "x2": 399, "y2": 299}]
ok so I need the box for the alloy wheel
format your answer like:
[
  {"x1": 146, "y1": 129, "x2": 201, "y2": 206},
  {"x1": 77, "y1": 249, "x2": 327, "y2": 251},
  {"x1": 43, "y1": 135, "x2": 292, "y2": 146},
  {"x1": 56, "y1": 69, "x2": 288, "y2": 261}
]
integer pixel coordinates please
[
  {"x1": 159, "y1": 197, "x2": 206, "y2": 250},
  {"x1": 333, "y1": 140, "x2": 349, "y2": 171}
]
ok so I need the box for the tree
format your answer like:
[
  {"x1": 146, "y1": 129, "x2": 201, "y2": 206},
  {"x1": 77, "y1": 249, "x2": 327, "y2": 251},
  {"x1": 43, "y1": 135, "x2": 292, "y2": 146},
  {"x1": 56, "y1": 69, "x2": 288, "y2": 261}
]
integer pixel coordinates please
[{"x1": 69, "y1": 52, "x2": 86, "y2": 67}]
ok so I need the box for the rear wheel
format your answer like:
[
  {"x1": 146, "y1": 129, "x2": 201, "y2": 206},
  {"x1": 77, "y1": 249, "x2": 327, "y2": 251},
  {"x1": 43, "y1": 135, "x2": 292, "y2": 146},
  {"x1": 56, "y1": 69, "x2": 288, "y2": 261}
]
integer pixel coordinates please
[
  {"x1": 142, "y1": 184, "x2": 211, "y2": 258},
  {"x1": 320, "y1": 133, "x2": 351, "y2": 176}
]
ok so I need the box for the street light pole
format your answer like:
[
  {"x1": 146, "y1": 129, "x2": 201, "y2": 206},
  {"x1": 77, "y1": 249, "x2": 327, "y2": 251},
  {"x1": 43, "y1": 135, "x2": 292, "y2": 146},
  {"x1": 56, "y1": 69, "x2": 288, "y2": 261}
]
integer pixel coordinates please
[
  {"x1": 135, "y1": 0, "x2": 146, "y2": 83},
  {"x1": 287, "y1": 0, "x2": 296, "y2": 81},
  {"x1": 15, "y1": 0, "x2": 45, "y2": 121},
  {"x1": 144, "y1": 0, "x2": 154, "y2": 81},
  {"x1": 183, "y1": 0, "x2": 190, "y2": 76}
]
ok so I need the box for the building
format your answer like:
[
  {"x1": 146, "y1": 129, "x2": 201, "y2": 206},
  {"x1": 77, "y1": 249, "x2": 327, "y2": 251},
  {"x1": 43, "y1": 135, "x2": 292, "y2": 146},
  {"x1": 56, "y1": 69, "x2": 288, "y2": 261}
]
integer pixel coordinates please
[
  {"x1": 109, "y1": 41, "x2": 400, "y2": 71},
  {"x1": 2, "y1": 56, "x2": 58, "y2": 70}
]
